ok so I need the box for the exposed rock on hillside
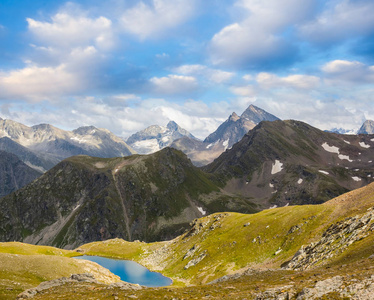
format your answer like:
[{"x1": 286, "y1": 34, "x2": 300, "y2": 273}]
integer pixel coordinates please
[{"x1": 285, "y1": 207, "x2": 374, "y2": 270}]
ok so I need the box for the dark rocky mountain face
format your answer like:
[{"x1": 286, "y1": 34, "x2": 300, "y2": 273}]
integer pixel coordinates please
[
  {"x1": 0, "y1": 137, "x2": 55, "y2": 172},
  {"x1": 0, "y1": 148, "x2": 252, "y2": 249},
  {"x1": 205, "y1": 120, "x2": 374, "y2": 208},
  {"x1": 0, "y1": 150, "x2": 42, "y2": 198},
  {"x1": 358, "y1": 120, "x2": 374, "y2": 134},
  {"x1": 172, "y1": 104, "x2": 280, "y2": 166}
]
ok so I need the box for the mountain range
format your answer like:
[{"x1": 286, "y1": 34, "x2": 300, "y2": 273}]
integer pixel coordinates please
[
  {"x1": 171, "y1": 104, "x2": 280, "y2": 166},
  {"x1": 1, "y1": 119, "x2": 374, "y2": 250},
  {"x1": 0, "y1": 118, "x2": 135, "y2": 172}
]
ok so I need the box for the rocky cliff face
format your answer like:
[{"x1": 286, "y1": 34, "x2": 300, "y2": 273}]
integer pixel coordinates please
[
  {"x1": 205, "y1": 120, "x2": 374, "y2": 208},
  {"x1": 0, "y1": 150, "x2": 42, "y2": 198}
]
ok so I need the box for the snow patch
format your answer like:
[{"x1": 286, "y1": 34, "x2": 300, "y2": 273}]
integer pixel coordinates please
[
  {"x1": 271, "y1": 160, "x2": 283, "y2": 175},
  {"x1": 197, "y1": 206, "x2": 206, "y2": 215},
  {"x1": 222, "y1": 139, "x2": 229, "y2": 150},
  {"x1": 269, "y1": 183, "x2": 274, "y2": 188},
  {"x1": 269, "y1": 205, "x2": 278, "y2": 209},
  {"x1": 319, "y1": 170, "x2": 329, "y2": 175},
  {"x1": 359, "y1": 142, "x2": 370, "y2": 148},
  {"x1": 369, "y1": 161, "x2": 373, "y2": 163},
  {"x1": 70, "y1": 136, "x2": 86, "y2": 144},
  {"x1": 371, "y1": 138, "x2": 374, "y2": 142},
  {"x1": 368, "y1": 174, "x2": 372, "y2": 178},
  {"x1": 321, "y1": 142, "x2": 339, "y2": 154},
  {"x1": 344, "y1": 140, "x2": 350, "y2": 144},
  {"x1": 338, "y1": 154, "x2": 353, "y2": 162},
  {"x1": 352, "y1": 176, "x2": 361, "y2": 182},
  {"x1": 297, "y1": 178, "x2": 303, "y2": 184}
]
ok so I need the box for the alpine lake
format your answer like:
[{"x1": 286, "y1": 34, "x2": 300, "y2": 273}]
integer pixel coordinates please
[{"x1": 75, "y1": 255, "x2": 172, "y2": 287}]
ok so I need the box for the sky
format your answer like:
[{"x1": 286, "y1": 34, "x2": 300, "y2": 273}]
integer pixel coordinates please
[{"x1": 1, "y1": 0, "x2": 374, "y2": 139}]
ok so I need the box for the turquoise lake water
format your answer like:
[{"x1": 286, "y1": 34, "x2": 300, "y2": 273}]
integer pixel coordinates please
[{"x1": 75, "y1": 255, "x2": 172, "y2": 287}]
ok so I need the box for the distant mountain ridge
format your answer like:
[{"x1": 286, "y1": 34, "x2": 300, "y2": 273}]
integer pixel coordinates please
[
  {"x1": 0, "y1": 118, "x2": 135, "y2": 171},
  {"x1": 127, "y1": 121, "x2": 197, "y2": 154},
  {"x1": 172, "y1": 104, "x2": 280, "y2": 166}
]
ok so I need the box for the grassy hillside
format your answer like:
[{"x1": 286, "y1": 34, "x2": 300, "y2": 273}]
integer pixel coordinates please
[{"x1": 1, "y1": 182, "x2": 374, "y2": 299}]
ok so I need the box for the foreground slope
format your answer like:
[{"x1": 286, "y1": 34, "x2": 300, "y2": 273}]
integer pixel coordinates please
[
  {"x1": 205, "y1": 119, "x2": 374, "y2": 209},
  {"x1": 76, "y1": 182, "x2": 374, "y2": 293},
  {"x1": 0, "y1": 148, "x2": 253, "y2": 249}
]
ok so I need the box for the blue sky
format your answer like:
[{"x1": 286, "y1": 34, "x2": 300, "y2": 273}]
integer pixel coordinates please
[{"x1": 1, "y1": 0, "x2": 374, "y2": 138}]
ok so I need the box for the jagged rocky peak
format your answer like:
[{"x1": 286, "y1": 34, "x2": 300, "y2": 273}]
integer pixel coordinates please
[
  {"x1": 73, "y1": 125, "x2": 99, "y2": 135},
  {"x1": 229, "y1": 112, "x2": 240, "y2": 122},
  {"x1": 358, "y1": 120, "x2": 374, "y2": 134},
  {"x1": 241, "y1": 104, "x2": 280, "y2": 123}
]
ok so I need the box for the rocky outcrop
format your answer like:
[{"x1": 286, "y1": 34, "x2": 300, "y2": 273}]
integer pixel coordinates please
[{"x1": 286, "y1": 207, "x2": 374, "y2": 270}]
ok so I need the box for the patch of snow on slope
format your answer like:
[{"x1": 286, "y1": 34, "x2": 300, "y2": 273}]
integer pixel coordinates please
[
  {"x1": 197, "y1": 207, "x2": 206, "y2": 215},
  {"x1": 297, "y1": 178, "x2": 303, "y2": 184},
  {"x1": 322, "y1": 142, "x2": 353, "y2": 162},
  {"x1": 271, "y1": 160, "x2": 283, "y2": 175},
  {"x1": 269, "y1": 183, "x2": 274, "y2": 188},
  {"x1": 359, "y1": 142, "x2": 370, "y2": 148},
  {"x1": 70, "y1": 136, "x2": 86, "y2": 144},
  {"x1": 352, "y1": 176, "x2": 361, "y2": 182},
  {"x1": 344, "y1": 140, "x2": 350, "y2": 144},
  {"x1": 319, "y1": 170, "x2": 329, "y2": 175},
  {"x1": 131, "y1": 139, "x2": 160, "y2": 154},
  {"x1": 371, "y1": 138, "x2": 374, "y2": 142},
  {"x1": 322, "y1": 142, "x2": 339, "y2": 154},
  {"x1": 338, "y1": 154, "x2": 353, "y2": 162},
  {"x1": 222, "y1": 139, "x2": 229, "y2": 150}
]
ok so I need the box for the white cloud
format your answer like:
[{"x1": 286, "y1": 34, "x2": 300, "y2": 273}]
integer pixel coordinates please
[
  {"x1": 150, "y1": 74, "x2": 198, "y2": 95},
  {"x1": 174, "y1": 64, "x2": 235, "y2": 83},
  {"x1": 300, "y1": 0, "x2": 374, "y2": 44},
  {"x1": 27, "y1": 13, "x2": 114, "y2": 51},
  {"x1": 210, "y1": 0, "x2": 315, "y2": 66},
  {"x1": 322, "y1": 60, "x2": 374, "y2": 84},
  {"x1": 120, "y1": 0, "x2": 196, "y2": 39},
  {"x1": 256, "y1": 72, "x2": 320, "y2": 90},
  {"x1": 0, "y1": 64, "x2": 81, "y2": 101}
]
